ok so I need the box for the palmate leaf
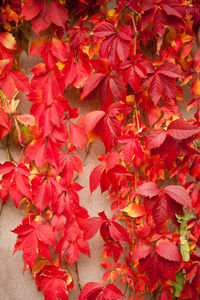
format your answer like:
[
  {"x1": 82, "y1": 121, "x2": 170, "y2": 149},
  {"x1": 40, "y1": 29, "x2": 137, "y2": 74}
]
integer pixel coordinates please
[
  {"x1": 163, "y1": 185, "x2": 192, "y2": 208},
  {"x1": 12, "y1": 218, "x2": 57, "y2": 269},
  {"x1": 135, "y1": 240, "x2": 180, "y2": 287},
  {"x1": 144, "y1": 62, "x2": 182, "y2": 105},
  {"x1": 81, "y1": 59, "x2": 126, "y2": 109},
  {"x1": 22, "y1": 0, "x2": 68, "y2": 36},
  {"x1": 0, "y1": 162, "x2": 32, "y2": 206},
  {"x1": 78, "y1": 282, "x2": 125, "y2": 300},
  {"x1": 137, "y1": 182, "x2": 160, "y2": 198},
  {"x1": 82, "y1": 103, "x2": 131, "y2": 151},
  {"x1": 167, "y1": 119, "x2": 200, "y2": 140},
  {"x1": 93, "y1": 22, "x2": 132, "y2": 66},
  {"x1": 0, "y1": 109, "x2": 11, "y2": 140},
  {"x1": 155, "y1": 239, "x2": 181, "y2": 261},
  {"x1": 127, "y1": 0, "x2": 185, "y2": 35},
  {"x1": 146, "y1": 129, "x2": 167, "y2": 149},
  {"x1": 36, "y1": 265, "x2": 72, "y2": 300}
]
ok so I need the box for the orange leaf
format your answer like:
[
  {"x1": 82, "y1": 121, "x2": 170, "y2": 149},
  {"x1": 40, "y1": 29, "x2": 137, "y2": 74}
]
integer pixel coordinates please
[{"x1": 121, "y1": 203, "x2": 145, "y2": 218}]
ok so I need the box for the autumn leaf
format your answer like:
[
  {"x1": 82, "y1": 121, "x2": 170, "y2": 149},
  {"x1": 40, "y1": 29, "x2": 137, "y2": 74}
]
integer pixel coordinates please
[
  {"x1": 133, "y1": 242, "x2": 152, "y2": 260},
  {"x1": 163, "y1": 185, "x2": 192, "y2": 208},
  {"x1": 93, "y1": 22, "x2": 132, "y2": 66},
  {"x1": 0, "y1": 109, "x2": 11, "y2": 140},
  {"x1": 144, "y1": 62, "x2": 182, "y2": 105},
  {"x1": 22, "y1": 0, "x2": 68, "y2": 36},
  {"x1": 36, "y1": 265, "x2": 72, "y2": 300},
  {"x1": 121, "y1": 203, "x2": 146, "y2": 218},
  {"x1": 78, "y1": 282, "x2": 103, "y2": 300},
  {"x1": 146, "y1": 129, "x2": 167, "y2": 149},
  {"x1": 0, "y1": 162, "x2": 32, "y2": 206},
  {"x1": 167, "y1": 119, "x2": 200, "y2": 140},
  {"x1": 137, "y1": 182, "x2": 160, "y2": 198},
  {"x1": 155, "y1": 238, "x2": 181, "y2": 261},
  {"x1": 12, "y1": 218, "x2": 57, "y2": 269}
]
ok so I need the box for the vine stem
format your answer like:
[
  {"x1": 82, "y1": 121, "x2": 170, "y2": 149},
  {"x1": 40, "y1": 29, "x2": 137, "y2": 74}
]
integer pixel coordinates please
[
  {"x1": 0, "y1": 202, "x2": 4, "y2": 216},
  {"x1": 73, "y1": 142, "x2": 92, "y2": 182},
  {"x1": 66, "y1": 261, "x2": 83, "y2": 291},
  {"x1": 129, "y1": 12, "x2": 140, "y2": 300},
  {"x1": 132, "y1": 12, "x2": 138, "y2": 57}
]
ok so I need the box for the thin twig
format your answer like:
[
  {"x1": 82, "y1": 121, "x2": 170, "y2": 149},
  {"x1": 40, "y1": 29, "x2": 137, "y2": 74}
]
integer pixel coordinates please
[
  {"x1": 66, "y1": 263, "x2": 83, "y2": 291},
  {"x1": 75, "y1": 262, "x2": 81, "y2": 289},
  {"x1": 0, "y1": 202, "x2": 4, "y2": 216},
  {"x1": 6, "y1": 135, "x2": 13, "y2": 162},
  {"x1": 129, "y1": 13, "x2": 140, "y2": 300},
  {"x1": 83, "y1": 142, "x2": 92, "y2": 166},
  {"x1": 132, "y1": 12, "x2": 138, "y2": 57},
  {"x1": 73, "y1": 143, "x2": 92, "y2": 181}
]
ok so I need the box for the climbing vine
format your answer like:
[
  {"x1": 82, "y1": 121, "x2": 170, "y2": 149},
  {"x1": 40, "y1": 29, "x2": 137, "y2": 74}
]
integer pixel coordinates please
[{"x1": 0, "y1": 0, "x2": 200, "y2": 299}]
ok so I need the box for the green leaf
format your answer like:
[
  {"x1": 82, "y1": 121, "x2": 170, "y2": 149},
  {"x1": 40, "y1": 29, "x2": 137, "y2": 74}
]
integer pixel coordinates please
[
  {"x1": 180, "y1": 235, "x2": 190, "y2": 262},
  {"x1": 172, "y1": 271, "x2": 184, "y2": 297}
]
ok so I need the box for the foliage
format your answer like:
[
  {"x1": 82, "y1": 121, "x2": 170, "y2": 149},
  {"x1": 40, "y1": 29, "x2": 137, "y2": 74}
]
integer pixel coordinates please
[{"x1": 0, "y1": 0, "x2": 200, "y2": 299}]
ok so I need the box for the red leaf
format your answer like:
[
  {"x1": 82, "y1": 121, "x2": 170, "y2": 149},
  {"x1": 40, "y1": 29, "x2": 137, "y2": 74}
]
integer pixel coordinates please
[
  {"x1": 109, "y1": 76, "x2": 126, "y2": 101},
  {"x1": 22, "y1": 0, "x2": 43, "y2": 20},
  {"x1": 0, "y1": 109, "x2": 11, "y2": 139},
  {"x1": 66, "y1": 243, "x2": 79, "y2": 265},
  {"x1": 160, "y1": 0, "x2": 185, "y2": 19},
  {"x1": 105, "y1": 152, "x2": 121, "y2": 170},
  {"x1": 90, "y1": 165, "x2": 104, "y2": 194},
  {"x1": 146, "y1": 129, "x2": 167, "y2": 149},
  {"x1": 30, "y1": 0, "x2": 68, "y2": 36},
  {"x1": 167, "y1": 119, "x2": 200, "y2": 140},
  {"x1": 36, "y1": 265, "x2": 71, "y2": 300},
  {"x1": 148, "y1": 73, "x2": 163, "y2": 105},
  {"x1": 64, "y1": 219, "x2": 79, "y2": 243},
  {"x1": 109, "y1": 221, "x2": 130, "y2": 242},
  {"x1": 77, "y1": 235, "x2": 91, "y2": 257},
  {"x1": 163, "y1": 185, "x2": 192, "y2": 208},
  {"x1": 82, "y1": 110, "x2": 106, "y2": 132},
  {"x1": 0, "y1": 161, "x2": 15, "y2": 175},
  {"x1": 103, "y1": 284, "x2": 125, "y2": 299},
  {"x1": 83, "y1": 217, "x2": 103, "y2": 240},
  {"x1": 157, "y1": 62, "x2": 182, "y2": 78},
  {"x1": 133, "y1": 243, "x2": 152, "y2": 260},
  {"x1": 155, "y1": 239, "x2": 180, "y2": 261},
  {"x1": 78, "y1": 282, "x2": 103, "y2": 300},
  {"x1": 48, "y1": 0, "x2": 68, "y2": 29},
  {"x1": 82, "y1": 73, "x2": 106, "y2": 99},
  {"x1": 152, "y1": 197, "x2": 169, "y2": 229},
  {"x1": 93, "y1": 22, "x2": 116, "y2": 37},
  {"x1": 12, "y1": 220, "x2": 57, "y2": 269},
  {"x1": 137, "y1": 182, "x2": 160, "y2": 198},
  {"x1": 69, "y1": 122, "x2": 86, "y2": 150}
]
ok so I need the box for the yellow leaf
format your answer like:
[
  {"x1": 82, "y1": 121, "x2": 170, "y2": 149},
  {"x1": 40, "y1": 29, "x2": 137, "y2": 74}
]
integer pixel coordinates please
[
  {"x1": 191, "y1": 76, "x2": 200, "y2": 98},
  {"x1": 126, "y1": 95, "x2": 135, "y2": 104},
  {"x1": 121, "y1": 203, "x2": 145, "y2": 218},
  {"x1": 56, "y1": 61, "x2": 65, "y2": 71},
  {"x1": 32, "y1": 260, "x2": 48, "y2": 276},
  {"x1": 181, "y1": 33, "x2": 193, "y2": 44},
  {"x1": 166, "y1": 26, "x2": 177, "y2": 44}
]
